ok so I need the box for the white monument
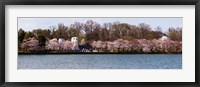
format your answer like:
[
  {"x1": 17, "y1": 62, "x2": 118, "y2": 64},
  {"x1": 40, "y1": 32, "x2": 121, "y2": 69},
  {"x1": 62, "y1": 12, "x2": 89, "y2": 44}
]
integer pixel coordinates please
[
  {"x1": 71, "y1": 37, "x2": 78, "y2": 43},
  {"x1": 159, "y1": 36, "x2": 168, "y2": 41},
  {"x1": 71, "y1": 37, "x2": 79, "y2": 50}
]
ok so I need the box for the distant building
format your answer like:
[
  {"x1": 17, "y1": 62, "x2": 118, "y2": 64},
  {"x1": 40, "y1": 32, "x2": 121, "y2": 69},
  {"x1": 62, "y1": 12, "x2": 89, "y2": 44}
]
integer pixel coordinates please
[
  {"x1": 58, "y1": 38, "x2": 65, "y2": 44},
  {"x1": 71, "y1": 37, "x2": 78, "y2": 43},
  {"x1": 71, "y1": 37, "x2": 79, "y2": 50},
  {"x1": 159, "y1": 36, "x2": 168, "y2": 41}
]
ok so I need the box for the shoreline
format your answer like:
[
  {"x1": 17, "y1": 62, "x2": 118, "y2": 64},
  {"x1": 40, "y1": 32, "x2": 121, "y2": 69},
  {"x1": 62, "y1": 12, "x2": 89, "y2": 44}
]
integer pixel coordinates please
[{"x1": 18, "y1": 52, "x2": 182, "y2": 55}]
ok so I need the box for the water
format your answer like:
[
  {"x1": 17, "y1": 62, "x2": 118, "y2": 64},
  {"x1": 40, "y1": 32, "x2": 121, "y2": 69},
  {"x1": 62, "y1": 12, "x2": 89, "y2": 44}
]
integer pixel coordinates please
[{"x1": 18, "y1": 54, "x2": 182, "y2": 69}]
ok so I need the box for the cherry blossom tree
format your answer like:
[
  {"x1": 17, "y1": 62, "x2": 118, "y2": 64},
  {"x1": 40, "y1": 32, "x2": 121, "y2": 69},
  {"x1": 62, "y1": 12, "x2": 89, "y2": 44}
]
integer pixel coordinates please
[{"x1": 21, "y1": 38, "x2": 39, "y2": 52}]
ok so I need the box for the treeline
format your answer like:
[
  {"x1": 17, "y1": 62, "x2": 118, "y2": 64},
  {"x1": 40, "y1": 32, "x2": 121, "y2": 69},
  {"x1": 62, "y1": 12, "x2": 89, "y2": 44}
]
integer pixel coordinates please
[
  {"x1": 18, "y1": 20, "x2": 182, "y2": 53},
  {"x1": 19, "y1": 38, "x2": 182, "y2": 54},
  {"x1": 18, "y1": 20, "x2": 182, "y2": 44}
]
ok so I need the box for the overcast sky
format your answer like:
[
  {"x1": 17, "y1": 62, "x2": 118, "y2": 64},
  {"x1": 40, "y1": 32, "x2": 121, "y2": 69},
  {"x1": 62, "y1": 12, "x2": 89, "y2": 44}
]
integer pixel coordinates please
[{"x1": 18, "y1": 17, "x2": 182, "y2": 32}]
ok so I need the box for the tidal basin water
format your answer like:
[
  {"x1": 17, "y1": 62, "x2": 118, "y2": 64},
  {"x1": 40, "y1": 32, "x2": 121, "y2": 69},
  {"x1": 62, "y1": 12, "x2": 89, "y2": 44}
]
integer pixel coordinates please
[{"x1": 18, "y1": 54, "x2": 182, "y2": 69}]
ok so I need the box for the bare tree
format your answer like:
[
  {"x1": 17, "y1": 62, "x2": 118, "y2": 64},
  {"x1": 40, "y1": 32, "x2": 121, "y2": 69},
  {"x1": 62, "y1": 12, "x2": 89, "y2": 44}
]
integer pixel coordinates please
[{"x1": 138, "y1": 23, "x2": 152, "y2": 39}]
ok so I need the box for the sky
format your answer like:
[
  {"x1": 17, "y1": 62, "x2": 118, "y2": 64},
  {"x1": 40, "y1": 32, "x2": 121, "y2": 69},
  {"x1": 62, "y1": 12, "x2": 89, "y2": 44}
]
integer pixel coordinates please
[{"x1": 18, "y1": 17, "x2": 182, "y2": 32}]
